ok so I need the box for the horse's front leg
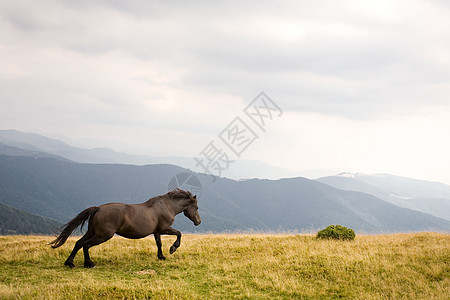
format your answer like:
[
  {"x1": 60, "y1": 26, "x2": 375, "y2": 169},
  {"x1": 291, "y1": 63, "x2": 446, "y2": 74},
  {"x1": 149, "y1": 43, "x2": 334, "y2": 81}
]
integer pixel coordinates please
[
  {"x1": 160, "y1": 227, "x2": 182, "y2": 254},
  {"x1": 154, "y1": 233, "x2": 165, "y2": 260}
]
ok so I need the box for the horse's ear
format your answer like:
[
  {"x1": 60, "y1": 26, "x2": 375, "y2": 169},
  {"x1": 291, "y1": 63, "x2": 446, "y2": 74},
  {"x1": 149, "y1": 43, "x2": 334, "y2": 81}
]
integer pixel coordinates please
[{"x1": 194, "y1": 195, "x2": 197, "y2": 199}]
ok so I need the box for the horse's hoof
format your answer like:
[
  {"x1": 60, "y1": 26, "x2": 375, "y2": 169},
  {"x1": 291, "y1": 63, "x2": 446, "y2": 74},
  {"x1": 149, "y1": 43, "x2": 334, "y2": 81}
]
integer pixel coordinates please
[
  {"x1": 169, "y1": 245, "x2": 177, "y2": 254},
  {"x1": 84, "y1": 261, "x2": 96, "y2": 268},
  {"x1": 158, "y1": 256, "x2": 166, "y2": 260},
  {"x1": 64, "y1": 261, "x2": 75, "y2": 268}
]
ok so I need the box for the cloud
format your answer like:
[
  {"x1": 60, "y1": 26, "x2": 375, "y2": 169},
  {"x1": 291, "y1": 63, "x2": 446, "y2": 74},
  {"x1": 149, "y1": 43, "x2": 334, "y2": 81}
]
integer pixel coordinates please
[
  {"x1": 1, "y1": 0, "x2": 450, "y2": 182},
  {"x1": 2, "y1": 1, "x2": 449, "y2": 113}
]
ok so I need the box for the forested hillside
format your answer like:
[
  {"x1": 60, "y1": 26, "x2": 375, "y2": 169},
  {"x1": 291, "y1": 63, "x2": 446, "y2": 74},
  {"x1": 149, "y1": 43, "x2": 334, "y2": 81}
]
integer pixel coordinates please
[{"x1": 0, "y1": 203, "x2": 61, "y2": 235}]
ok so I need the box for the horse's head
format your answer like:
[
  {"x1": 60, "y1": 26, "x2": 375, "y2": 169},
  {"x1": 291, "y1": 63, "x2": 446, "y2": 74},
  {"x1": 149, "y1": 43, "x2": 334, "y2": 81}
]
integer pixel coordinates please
[
  {"x1": 168, "y1": 188, "x2": 201, "y2": 226},
  {"x1": 183, "y1": 194, "x2": 201, "y2": 226}
]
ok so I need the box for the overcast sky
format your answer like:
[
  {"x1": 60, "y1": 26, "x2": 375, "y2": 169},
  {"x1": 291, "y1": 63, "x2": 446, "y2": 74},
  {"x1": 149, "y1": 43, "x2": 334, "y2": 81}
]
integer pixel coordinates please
[{"x1": 1, "y1": 0, "x2": 450, "y2": 183}]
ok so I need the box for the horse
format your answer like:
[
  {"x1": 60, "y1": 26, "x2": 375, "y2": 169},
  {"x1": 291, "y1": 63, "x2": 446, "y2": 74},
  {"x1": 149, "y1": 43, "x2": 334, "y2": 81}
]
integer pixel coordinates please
[{"x1": 50, "y1": 188, "x2": 201, "y2": 268}]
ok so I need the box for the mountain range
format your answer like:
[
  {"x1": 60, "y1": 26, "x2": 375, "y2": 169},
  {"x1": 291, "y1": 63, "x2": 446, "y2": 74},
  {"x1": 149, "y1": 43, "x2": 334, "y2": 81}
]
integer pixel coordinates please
[
  {"x1": 0, "y1": 130, "x2": 450, "y2": 234},
  {"x1": 0, "y1": 129, "x2": 298, "y2": 180},
  {"x1": 317, "y1": 173, "x2": 450, "y2": 221},
  {"x1": 0, "y1": 156, "x2": 449, "y2": 234}
]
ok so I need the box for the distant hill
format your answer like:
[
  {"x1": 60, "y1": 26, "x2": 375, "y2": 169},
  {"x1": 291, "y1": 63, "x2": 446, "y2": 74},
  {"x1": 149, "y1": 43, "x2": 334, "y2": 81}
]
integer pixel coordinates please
[
  {"x1": 0, "y1": 202, "x2": 61, "y2": 235},
  {"x1": 0, "y1": 129, "x2": 298, "y2": 180},
  {"x1": 317, "y1": 173, "x2": 450, "y2": 221},
  {"x1": 1, "y1": 155, "x2": 449, "y2": 233},
  {"x1": 0, "y1": 142, "x2": 70, "y2": 161}
]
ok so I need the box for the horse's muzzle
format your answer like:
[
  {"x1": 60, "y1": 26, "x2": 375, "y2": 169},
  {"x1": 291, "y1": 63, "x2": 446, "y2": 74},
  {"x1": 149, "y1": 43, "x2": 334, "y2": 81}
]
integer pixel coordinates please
[{"x1": 194, "y1": 219, "x2": 201, "y2": 226}]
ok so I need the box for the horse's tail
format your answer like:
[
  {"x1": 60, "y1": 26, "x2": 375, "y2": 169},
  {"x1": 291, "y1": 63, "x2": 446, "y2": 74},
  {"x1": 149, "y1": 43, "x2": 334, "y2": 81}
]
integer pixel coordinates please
[{"x1": 50, "y1": 206, "x2": 99, "y2": 248}]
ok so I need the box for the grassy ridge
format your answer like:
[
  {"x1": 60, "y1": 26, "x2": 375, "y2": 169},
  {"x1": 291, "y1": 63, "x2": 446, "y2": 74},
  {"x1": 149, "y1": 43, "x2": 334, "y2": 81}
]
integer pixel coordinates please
[{"x1": 0, "y1": 233, "x2": 449, "y2": 299}]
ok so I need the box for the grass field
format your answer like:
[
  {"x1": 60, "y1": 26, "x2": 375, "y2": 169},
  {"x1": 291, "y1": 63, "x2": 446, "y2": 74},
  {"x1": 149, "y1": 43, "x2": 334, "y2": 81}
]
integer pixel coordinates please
[{"x1": 0, "y1": 233, "x2": 449, "y2": 299}]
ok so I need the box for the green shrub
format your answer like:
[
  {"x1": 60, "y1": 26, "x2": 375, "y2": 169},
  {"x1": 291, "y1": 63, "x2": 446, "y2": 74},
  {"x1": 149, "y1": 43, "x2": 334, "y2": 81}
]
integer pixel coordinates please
[{"x1": 317, "y1": 225, "x2": 356, "y2": 240}]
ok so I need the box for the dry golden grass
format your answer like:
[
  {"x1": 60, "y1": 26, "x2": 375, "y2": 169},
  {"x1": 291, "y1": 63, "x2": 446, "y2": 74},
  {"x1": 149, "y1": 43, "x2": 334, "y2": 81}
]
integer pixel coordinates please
[{"x1": 0, "y1": 233, "x2": 449, "y2": 299}]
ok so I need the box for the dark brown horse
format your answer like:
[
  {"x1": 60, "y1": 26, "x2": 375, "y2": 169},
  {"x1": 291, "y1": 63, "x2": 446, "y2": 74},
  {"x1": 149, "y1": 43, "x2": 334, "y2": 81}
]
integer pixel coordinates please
[{"x1": 50, "y1": 189, "x2": 201, "y2": 268}]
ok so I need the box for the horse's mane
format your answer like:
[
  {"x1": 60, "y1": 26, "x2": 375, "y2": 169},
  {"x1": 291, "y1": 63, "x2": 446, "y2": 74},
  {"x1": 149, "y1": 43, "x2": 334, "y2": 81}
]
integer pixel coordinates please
[
  {"x1": 144, "y1": 189, "x2": 193, "y2": 207},
  {"x1": 167, "y1": 188, "x2": 193, "y2": 199}
]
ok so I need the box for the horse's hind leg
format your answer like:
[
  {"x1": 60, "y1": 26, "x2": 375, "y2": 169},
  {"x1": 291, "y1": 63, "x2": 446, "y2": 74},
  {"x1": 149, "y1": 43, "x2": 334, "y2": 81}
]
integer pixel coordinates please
[
  {"x1": 64, "y1": 234, "x2": 91, "y2": 268},
  {"x1": 82, "y1": 244, "x2": 95, "y2": 268},
  {"x1": 82, "y1": 233, "x2": 114, "y2": 268}
]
